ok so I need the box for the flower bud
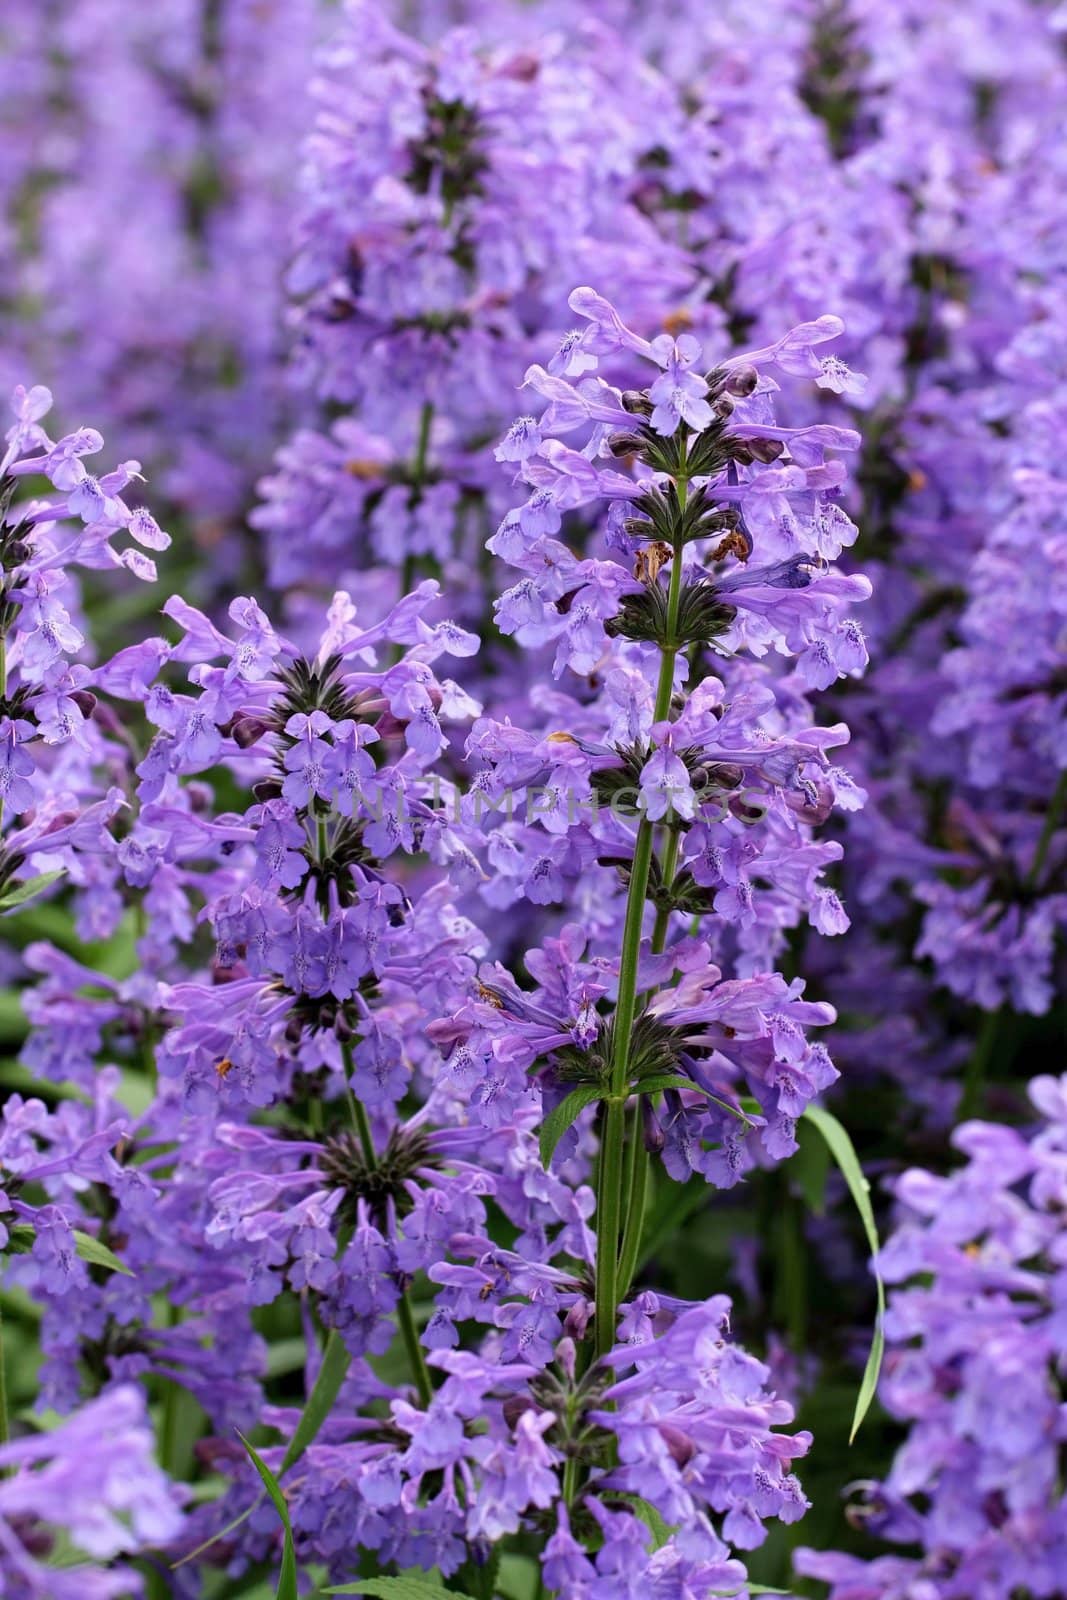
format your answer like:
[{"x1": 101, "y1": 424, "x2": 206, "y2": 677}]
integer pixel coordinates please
[
  {"x1": 607, "y1": 431, "x2": 646, "y2": 457},
  {"x1": 747, "y1": 437, "x2": 785, "y2": 464},
  {"x1": 502, "y1": 1393, "x2": 537, "y2": 1430},
  {"x1": 563, "y1": 1299, "x2": 592, "y2": 1342},
  {"x1": 231, "y1": 712, "x2": 275, "y2": 749},
  {"x1": 642, "y1": 1096, "x2": 665, "y2": 1154},
  {"x1": 725, "y1": 364, "x2": 759, "y2": 396},
  {"x1": 657, "y1": 1423, "x2": 696, "y2": 1466},
  {"x1": 69, "y1": 689, "x2": 97, "y2": 718}
]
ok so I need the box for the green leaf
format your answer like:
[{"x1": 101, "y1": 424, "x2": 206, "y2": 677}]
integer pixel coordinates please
[
  {"x1": 609, "y1": 1492, "x2": 672, "y2": 1550},
  {"x1": 496, "y1": 1554, "x2": 541, "y2": 1600},
  {"x1": 2, "y1": 1224, "x2": 36, "y2": 1256},
  {"x1": 793, "y1": 1117, "x2": 831, "y2": 1216},
  {"x1": 801, "y1": 1103, "x2": 886, "y2": 1442},
  {"x1": 278, "y1": 1327, "x2": 351, "y2": 1475},
  {"x1": 539, "y1": 1083, "x2": 603, "y2": 1168},
  {"x1": 73, "y1": 1230, "x2": 133, "y2": 1277},
  {"x1": 3, "y1": 1226, "x2": 131, "y2": 1277},
  {"x1": 710, "y1": 1588, "x2": 790, "y2": 1597},
  {"x1": 174, "y1": 1329, "x2": 352, "y2": 1570},
  {"x1": 237, "y1": 1433, "x2": 298, "y2": 1600},
  {"x1": 0, "y1": 870, "x2": 66, "y2": 913},
  {"x1": 636, "y1": 1075, "x2": 752, "y2": 1125},
  {"x1": 325, "y1": 1578, "x2": 470, "y2": 1599}
]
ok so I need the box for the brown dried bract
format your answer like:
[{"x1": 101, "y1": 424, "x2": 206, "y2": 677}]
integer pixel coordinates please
[
  {"x1": 710, "y1": 529, "x2": 752, "y2": 564},
  {"x1": 634, "y1": 541, "x2": 673, "y2": 584}
]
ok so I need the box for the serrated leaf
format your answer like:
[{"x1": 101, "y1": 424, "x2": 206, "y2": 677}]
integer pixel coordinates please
[
  {"x1": 73, "y1": 1230, "x2": 133, "y2": 1277},
  {"x1": 237, "y1": 1433, "x2": 298, "y2": 1600},
  {"x1": 802, "y1": 1103, "x2": 886, "y2": 1442},
  {"x1": 636, "y1": 1075, "x2": 752, "y2": 1125},
  {"x1": 0, "y1": 870, "x2": 66, "y2": 913},
  {"x1": 539, "y1": 1083, "x2": 604, "y2": 1168},
  {"x1": 325, "y1": 1578, "x2": 470, "y2": 1599},
  {"x1": 278, "y1": 1326, "x2": 351, "y2": 1475}
]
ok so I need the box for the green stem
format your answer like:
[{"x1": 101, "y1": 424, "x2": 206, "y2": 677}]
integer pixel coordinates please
[
  {"x1": 618, "y1": 821, "x2": 681, "y2": 1299},
  {"x1": 339, "y1": 1039, "x2": 377, "y2": 1167},
  {"x1": 959, "y1": 1005, "x2": 1001, "y2": 1120},
  {"x1": 1026, "y1": 768, "x2": 1067, "y2": 890},
  {"x1": 561, "y1": 1451, "x2": 579, "y2": 1509},
  {"x1": 413, "y1": 401, "x2": 434, "y2": 488},
  {"x1": 615, "y1": 1106, "x2": 648, "y2": 1303},
  {"x1": 395, "y1": 1285, "x2": 434, "y2": 1410},
  {"x1": 650, "y1": 827, "x2": 681, "y2": 953},
  {"x1": 595, "y1": 461, "x2": 689, "y2": 1359},
  {"x1": 593, "y1": 1098, "x2": 626, "y2": 1359},
  {"x1": 338, "y1": 1039, "x2": 430, "y2": 1403}
]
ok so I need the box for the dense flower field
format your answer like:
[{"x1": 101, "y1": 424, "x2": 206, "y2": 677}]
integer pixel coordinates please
[{"x1": 1, "y1": 1, "x2": 1065, "y2": 1596}]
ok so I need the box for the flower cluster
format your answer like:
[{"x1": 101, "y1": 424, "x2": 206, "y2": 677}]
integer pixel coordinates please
[
  {"x1": 798, "y1": 1074, "x2": 1067, "y2": 1600},
  {"x1": 0, "y1": 0, "x2": 319, "y2": 526}
]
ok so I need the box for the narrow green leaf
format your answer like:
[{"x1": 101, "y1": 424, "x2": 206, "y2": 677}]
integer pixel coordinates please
[
  {"x1": 172, "y1": 1501, "x2": 260, "y2": 1570},
  {"x1": 237, "y1": 1433, "x2": 298, "y2": 1600},
  {"x1": 325, "y1": 1578, "x2": 470, "y2": 1599},
  {"x1": 636, "y1": 1075, "x2": 752, "y2": 1125},
  {"x1": 278, "y1": 1327, "x2": 351, "y2": 1475},
  {"x1": 793, "y1": 1118, "x2": 831, "y2": 1216},
  {"x1": 0, "y1": 870, "x2": 66, "y2": 913},
  {"x1": 73, "y1": 1230, "x2": 133, "y2": 1277},
  {"x1": 539, "y1": 1083, "x2": 604, "y2": 1168},
  {"x1": 174, "y1": 1329, "x2": 351, "y2": 1569},
  {"x1": 801, "y1": 1103, "x2": 886, "y2": 1441}
]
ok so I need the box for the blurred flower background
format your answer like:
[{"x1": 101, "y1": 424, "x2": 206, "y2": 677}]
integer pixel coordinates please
[{"x1": 1, "y1": 1, "x2": 1066, "y2": 1597}]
